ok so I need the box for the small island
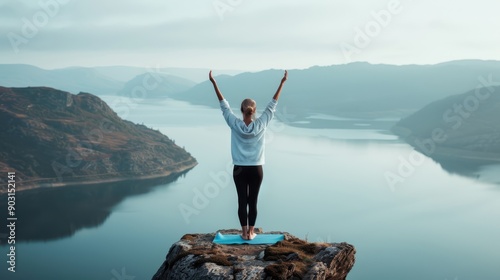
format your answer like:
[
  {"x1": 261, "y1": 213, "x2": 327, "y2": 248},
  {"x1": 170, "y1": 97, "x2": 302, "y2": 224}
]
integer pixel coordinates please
[{"x1": 0, "y1": 86, "x2": 197, "y2": 193}]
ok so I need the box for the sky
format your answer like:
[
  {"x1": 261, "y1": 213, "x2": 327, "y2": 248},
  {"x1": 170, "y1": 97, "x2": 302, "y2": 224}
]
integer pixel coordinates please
[{"x1": 1, "y1": 0, "x2": 499, "y2": 71}]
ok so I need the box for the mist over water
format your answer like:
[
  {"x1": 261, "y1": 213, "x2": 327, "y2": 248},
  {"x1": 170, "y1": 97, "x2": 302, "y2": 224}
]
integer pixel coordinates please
[{"x1": 1, "y1": 98, "x2": 499, "y2": 280}]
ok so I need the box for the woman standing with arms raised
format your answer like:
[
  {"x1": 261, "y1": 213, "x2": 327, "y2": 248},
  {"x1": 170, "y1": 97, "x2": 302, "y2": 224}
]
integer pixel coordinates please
[{"x1": 209, "y1": 70, "x2": 288, "y2": 240}]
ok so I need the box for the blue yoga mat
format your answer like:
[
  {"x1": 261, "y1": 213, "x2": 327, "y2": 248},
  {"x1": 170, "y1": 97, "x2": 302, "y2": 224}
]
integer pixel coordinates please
[{"x1": 213, "y1": 232, "x2": 284, "y2": 245}]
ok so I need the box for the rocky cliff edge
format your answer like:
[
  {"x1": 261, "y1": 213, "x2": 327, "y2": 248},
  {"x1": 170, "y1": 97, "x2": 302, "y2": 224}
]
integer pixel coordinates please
[{"x1": 152, "y1": 229, "x2": 356, "y2": 280}]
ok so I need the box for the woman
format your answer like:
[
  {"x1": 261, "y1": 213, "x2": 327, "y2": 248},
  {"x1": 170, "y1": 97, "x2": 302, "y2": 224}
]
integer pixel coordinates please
[{"x1": 209, "y1": 70, "x2": 288, "y2": 240}]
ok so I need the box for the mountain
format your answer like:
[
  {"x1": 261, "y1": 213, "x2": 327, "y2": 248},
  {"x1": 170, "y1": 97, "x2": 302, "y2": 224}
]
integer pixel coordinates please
[
  {"x1": 0, "y1": 86, "x2": 197, "y2": 192},
  {"x1": 392, "y1": 85, "x2": 500, "y2": 166},
  {"x1": 116, "y1": 72, "x2": 196, "y2": 98},
  {"x1": 174, "y1": 60, "x2": 500, "y2": 126},
  {"x1": 3, "y1": 60, "x2": 500, "y2": 129},
  {"x1": 0, "y1": 64, "x2": 123, "y2": 95},
  {"x1": 0, "y1": 64, "x2": 242, "y2": 96}
]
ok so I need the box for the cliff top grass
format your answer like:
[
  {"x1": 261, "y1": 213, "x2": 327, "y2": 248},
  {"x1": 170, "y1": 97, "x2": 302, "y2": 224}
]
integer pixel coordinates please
[{"x1": 163, "y1": 229, "x2": 353, "y2": 280}]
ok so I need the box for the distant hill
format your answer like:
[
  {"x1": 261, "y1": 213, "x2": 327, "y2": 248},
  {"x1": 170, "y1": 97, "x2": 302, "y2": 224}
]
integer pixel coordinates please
[
  {"x1": 175, "y1": 60, "x2": 500, "y2": 126},
  {"x1": 0, "y1": 64, "x2": 123, "y2": 95},
  {"x1": 116, "y1": 73, "x2": 196, "y2": 98},
  {"x1": 3, "y1": 61, "x2": 500, "y2": 129},
  {"x1": 0, "y1": 86, "x2": 197, "y2": 192},
  {"x1": 94, "y1": 66, "x2": 242, "y2": 83},
  {"x1": 392, "y1": 85, "x2": 500, "y2": 164},
  {"x1": 0, "y1": 64, "x2": 242, "y2": 96}
]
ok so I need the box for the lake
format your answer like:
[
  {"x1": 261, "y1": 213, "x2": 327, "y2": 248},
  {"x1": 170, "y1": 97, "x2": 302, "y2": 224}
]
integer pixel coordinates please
[{"x1": 1, "y1": 97, "x2": 499, "y2": 280}]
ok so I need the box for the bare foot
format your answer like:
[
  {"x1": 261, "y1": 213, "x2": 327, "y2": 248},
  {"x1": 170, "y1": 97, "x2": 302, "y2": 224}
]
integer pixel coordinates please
[
  {"x1": 241, "y1": 226, "x2": 249, "y2": 240},
  {"x1": 240, "y1": 233, "x2": 248, "y2": 240},
  {"x1": 248, "y1": 231, "x2": 257, "y2": 240}
]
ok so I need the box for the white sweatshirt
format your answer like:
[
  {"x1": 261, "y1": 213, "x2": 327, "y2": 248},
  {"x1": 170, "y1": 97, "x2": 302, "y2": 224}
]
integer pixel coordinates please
[{"x1": 220, "y1": 99, "x2": 278, "y2": 166}]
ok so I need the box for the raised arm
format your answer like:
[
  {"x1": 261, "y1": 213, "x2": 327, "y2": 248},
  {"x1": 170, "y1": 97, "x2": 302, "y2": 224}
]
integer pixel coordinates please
[
  {"x1": 209, "y1": 70, "x2": 224, "y2": 101},
  {"x1": 272, "y1": 70, "x2": 288, "y2": 101}
]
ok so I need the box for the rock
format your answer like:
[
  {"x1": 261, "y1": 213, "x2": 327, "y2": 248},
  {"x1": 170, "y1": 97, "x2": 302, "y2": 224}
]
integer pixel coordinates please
[
  {"x1": 302, "y1": 262, "x2": 327, "y2": 280},
  {"x1": 285, "y1": 252, "x2": 300, "y2": 261},
  {"x1": 152, "y1": 229, "x2": 356, "y2": 280},
  {"x1": 314, "y1": 243, "x2": 356, "y2": 280}
]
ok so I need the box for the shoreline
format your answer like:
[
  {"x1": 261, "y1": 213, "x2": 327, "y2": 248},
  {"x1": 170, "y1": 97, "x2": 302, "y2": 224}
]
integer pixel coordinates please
[
  {"x1": 0, "y1": 161, "x2": 197, "y2": 194},
  {"x1": 416, "y1": 145, "x2": 500, "y2": 164},
  {"x1": 392, "y1": 131, "x2": 500, "y2": 164}
]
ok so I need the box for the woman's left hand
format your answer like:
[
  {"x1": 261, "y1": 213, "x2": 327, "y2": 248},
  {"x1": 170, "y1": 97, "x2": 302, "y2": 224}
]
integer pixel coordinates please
[
  {"x1": 281, "y1": 70, "x2": 288, "y2": 83},
  {"x1": 209, "y1": 70, "x2": 216, "y2": 84}
]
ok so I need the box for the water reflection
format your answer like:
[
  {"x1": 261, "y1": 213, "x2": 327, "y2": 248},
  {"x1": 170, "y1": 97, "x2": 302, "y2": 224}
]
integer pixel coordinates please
[
  {"x1": 0, "y1": 171, "x2": 190, "y2": 243},
  {"x1": 428, "y1": 154, "x2": 500, "y2": 185}
]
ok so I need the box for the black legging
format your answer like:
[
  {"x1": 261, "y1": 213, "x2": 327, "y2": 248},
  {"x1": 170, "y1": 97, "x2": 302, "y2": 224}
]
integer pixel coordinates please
[{"x1": 233, "y1": 165, "x2": 263, "y2": 227}]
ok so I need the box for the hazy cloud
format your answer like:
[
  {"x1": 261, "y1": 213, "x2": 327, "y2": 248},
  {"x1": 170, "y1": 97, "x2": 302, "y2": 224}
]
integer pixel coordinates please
[{"x1": 1, "y1": 0, "x2": 499, "y2": 70}]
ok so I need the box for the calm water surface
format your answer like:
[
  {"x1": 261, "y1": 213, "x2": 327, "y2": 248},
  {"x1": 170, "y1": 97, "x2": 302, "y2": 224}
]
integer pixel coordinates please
[{"x1": 1, "y1": 97, "x2": 499, "y2": 280}]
